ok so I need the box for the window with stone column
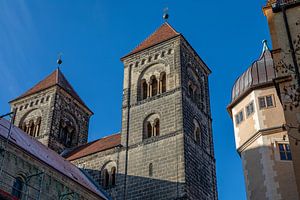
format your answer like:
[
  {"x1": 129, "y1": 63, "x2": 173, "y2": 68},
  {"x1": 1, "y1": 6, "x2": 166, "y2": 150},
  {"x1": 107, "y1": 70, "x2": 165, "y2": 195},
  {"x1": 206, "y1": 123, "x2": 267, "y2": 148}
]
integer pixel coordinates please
[
  {"x1": 143, "y1": 113, "x2": 160, "y2": 139},
  {"x1": 160, "y1": 72, "x2": 167, "y2": 93},
  {"x1": 59, "y1": 113, "x2": 78, "y2": 148},
  {"x1": 18, "y1": 109, "x2": 43, "y2": 137},
  {"x1": 100, "y1": 162, "x2": 117, "y2": 188}
]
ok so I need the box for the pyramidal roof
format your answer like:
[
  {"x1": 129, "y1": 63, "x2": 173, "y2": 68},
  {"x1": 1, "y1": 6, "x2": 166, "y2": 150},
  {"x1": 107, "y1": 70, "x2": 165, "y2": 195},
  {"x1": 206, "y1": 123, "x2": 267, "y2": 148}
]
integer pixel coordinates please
[
  {"x1": 12, "y1": 68, "x2": 92, "y2": 113},
  {"x1": 123, "y1": 22, "x2": 180, "y2": 58}
]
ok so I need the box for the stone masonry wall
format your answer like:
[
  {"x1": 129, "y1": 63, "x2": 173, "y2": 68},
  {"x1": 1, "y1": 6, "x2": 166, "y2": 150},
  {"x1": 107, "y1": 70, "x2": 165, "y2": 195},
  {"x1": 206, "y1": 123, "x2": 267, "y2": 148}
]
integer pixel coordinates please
[
  {"x1": 180, "y1": 39, "x2": 217, "y2": 200},
  {"x1": 0, "y1": 138, "x2": 105, "y2": 200}
]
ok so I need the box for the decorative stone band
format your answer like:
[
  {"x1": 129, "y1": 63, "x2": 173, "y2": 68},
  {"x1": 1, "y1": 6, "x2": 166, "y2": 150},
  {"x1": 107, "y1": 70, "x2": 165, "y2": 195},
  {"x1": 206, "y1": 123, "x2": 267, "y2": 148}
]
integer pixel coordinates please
[{"x1": 237, "y1": 125, "x2": 286, "y2": 154}]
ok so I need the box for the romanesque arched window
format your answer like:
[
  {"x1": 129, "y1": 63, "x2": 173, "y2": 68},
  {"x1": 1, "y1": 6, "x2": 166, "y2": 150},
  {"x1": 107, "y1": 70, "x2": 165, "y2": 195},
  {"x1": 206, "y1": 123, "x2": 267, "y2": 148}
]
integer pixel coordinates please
[
  {"x1": 111, "y1": 167, "x2": 116, "y2": 186},
  {"x1": 149, "y1": 163, "x2": 153, "y2": 177},
  {"x1": 141, "y1": 79, "x2": 148, "y2": 100},
  {"x1": 12, "y1": 175, "x2": 25, "y2": 198},
  {"x1": 154, "y1": 119, "x2": 160, "y2": 136},
  {"x1": 102, "y1": 169, "x2": 109, "y2": 188},
  {"x1": 193, "y1": 119, "x2": 201, "y2": 144},
  {"x1": 59, "y1": 113, "x2": 77, "y2": 148},
  {"x1": 160, "y1": 72, "x2": 166, "y2": 93},
  {"x1": 59, "y1": 121, "x2": 75, "y2": 147},
  {"x1": 144, "y1": 114, "x2": 160, "y2": 139},
  {"x1": 147, "y1": 122, "x2": 152, "y2": 138},
  {"x1": 19, "y1": 109, "x2": 42, "y2": 137},
  {"x1": 150, "y1": 76, "x2": 158, "y2": 96},
  {"x1": 35, "y1": 117, "x2": 41, "y2": 137},
  {"x1": 28, "y1": 120, "x2": 35, "y2": 136},
  {"x1": 101, "y1": 162, "x2": 117, "y2": 188}
]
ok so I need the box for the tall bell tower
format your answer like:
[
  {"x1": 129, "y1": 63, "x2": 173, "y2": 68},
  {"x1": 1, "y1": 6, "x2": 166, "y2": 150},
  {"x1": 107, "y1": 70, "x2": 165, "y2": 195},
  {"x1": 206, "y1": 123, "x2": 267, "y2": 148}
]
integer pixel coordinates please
[
  {"x1": 9, "y1": 66, "x2": 93, "y2": 154},
  {"x1": 119, "y1": 22, "x2": 217, "y2": 199}
]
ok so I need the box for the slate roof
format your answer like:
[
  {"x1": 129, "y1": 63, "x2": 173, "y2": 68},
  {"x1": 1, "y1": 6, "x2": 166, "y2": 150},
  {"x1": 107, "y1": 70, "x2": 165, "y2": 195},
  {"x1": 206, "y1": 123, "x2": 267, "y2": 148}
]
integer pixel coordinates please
[
  {"x1": 122, "y1": 22, "x2": 180, "y2": 58},
  {"x1": 10, "y1": 68, "x2": 92, "y2": 114},
  {"x1": 65, "y1": 133, "x2": 121, "y2": 161},
  {"x1": 0, "y1": 118, "x2": 108, "y2": 200},
  {"x1": 230, "y1": 40, "x2": 276, "y2": 104}
]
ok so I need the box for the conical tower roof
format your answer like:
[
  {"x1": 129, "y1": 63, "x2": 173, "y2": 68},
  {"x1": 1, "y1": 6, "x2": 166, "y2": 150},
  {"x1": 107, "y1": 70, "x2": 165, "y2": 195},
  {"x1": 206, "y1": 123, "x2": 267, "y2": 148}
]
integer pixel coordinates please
[{"x1": 11, "y1": 68, "x2": 92, "y2": 113}]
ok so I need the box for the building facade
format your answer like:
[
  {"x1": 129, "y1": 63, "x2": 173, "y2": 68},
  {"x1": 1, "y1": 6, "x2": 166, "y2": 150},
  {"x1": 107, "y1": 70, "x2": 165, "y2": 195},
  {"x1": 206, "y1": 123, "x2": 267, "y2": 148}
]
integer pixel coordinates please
[
  {"x1": 227, "y1": 0, "x2": 300, "y2": 199},
  {"x1": 4, "y1": 22, "x2": 217, "y2": 200},
  {"x1": 263, "y1": 0, "x2": 300, "y2": 196},
  {"x1": 227, "y1": 41, "x2": 298, "y2": 200},
  {"x1": 0, "y1": 118, "x2": 108, "y2": 200},
  {"x1": 67, "y1": 22, "x2": 217, "y2": 200}
]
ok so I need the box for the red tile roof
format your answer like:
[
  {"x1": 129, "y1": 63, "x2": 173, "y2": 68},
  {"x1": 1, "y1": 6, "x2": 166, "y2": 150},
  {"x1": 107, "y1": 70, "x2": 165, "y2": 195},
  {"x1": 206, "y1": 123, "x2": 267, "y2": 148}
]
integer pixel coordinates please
[
  {"x1": 0, "y1": 118, "x2": 108, "y2": 200},
  {"x1": 11, "y1": 68, "x2": 92, "y2": 114},
  {"x1": 122, "y1": 22, "x2": 180, "y2": 58},
  {"x1": 65, "y1": 133, "x2": 121, "y2": 161}
]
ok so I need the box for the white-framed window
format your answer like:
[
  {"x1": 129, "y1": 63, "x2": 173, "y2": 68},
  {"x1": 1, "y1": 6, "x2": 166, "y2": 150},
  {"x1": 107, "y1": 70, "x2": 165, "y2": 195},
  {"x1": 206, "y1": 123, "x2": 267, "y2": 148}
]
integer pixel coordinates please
[
  {"x1": 258, "y1": 95, "x2": 274, "y2": 109},
  {"x1": 235, "y1": 110, "x2": 244, "y2": 125},
  {"x1": 278, "y1": 143, "x2": 292, "y2": 161},
  {"x1": 246, "y1": 101, "x2": 255, "y2": 117}
]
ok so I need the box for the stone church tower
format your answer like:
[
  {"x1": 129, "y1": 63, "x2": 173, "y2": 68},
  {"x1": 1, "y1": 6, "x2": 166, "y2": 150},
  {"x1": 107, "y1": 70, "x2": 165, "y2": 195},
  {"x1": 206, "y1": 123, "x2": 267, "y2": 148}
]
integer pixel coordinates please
[
  {"x1": 119, "y1": 22, "x2": 217, "y2": 199},
  {"x1": 66, "y1": 22, "x2": 217, "y2": 200},
  {"x1": 9, "y1": 68, "x2": 93, "y2": 154}
]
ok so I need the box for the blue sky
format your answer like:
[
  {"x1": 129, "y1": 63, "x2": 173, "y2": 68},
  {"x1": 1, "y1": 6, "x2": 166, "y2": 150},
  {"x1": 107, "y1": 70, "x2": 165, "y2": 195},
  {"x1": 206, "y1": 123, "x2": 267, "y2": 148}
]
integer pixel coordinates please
[{"x1": 0, "y1": 0, "x2": 272, "y2": 199}]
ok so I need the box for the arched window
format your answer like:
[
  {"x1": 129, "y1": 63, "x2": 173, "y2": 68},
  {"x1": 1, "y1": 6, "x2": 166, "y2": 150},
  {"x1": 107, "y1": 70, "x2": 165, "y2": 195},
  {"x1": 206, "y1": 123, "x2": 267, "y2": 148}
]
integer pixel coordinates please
[
  {"x1": 195, "y1": 127, "x2": 200, "y2": 144},
  {"x1": 12, "y1": 175, "x2": 25, "y2": 198},
  {"x1": 102, "y1": 169, "x2": 109, "y2": 188},
  {"x1": 154, "y1": 119, "x2": 160, "y2": 136},
  {"x1": 151, "y1": 76, "x2": 158, "y2": 96},
  {"x1": 101, "y1": 162, "x2": 117, "y2": 188},
  {"x1": 149, "y1": 163, "x2": 153, "y2": 177},
  {"x1": 59, "y1": 121, "x2": 75, "y2": 147},
  {"x1": 28, "y1": 120, "x2": 35, "y2": 136},
  {"x1": 111, "y1": 167, "x2": 116, "y2": 186},
  {"x1": 193, "y1": 119, "x2": 201, "y2": 144},
  {"x1": 147, "y1": 122, "x2": 152, "y2": 138},
  {"x1": 141, "y1": 79, "x2": 148, "y2": 100},
  {"x1": 35, "y1": 117, "x2": 41, "y2": 137},
  {"x1": 160, "y1": 73, "x2": 166, "y2": 93}
]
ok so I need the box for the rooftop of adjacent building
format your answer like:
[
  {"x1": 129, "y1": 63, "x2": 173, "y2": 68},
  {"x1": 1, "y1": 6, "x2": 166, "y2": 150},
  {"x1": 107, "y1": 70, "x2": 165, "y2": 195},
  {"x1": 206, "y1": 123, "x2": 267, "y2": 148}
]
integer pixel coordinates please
[
  {"x1": 0, "y1": 118, "x2": 109, "y2": 200},
  {"x1": 64, "y1": 133, "x2": 121, "y2": 161},
  {"x1": 227, "y1": 40, "x2": 276, "y2": 114}
]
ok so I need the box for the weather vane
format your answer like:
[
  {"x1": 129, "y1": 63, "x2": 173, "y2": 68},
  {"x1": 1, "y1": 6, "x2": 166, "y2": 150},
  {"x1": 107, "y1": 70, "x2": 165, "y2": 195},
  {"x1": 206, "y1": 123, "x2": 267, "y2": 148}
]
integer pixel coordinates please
[
  {"x1": 163, "y1": 7, "x2": 169, "y2": 22},
  {"x1": 57, "y1": 52, "x2": 63, "y2": 69}
]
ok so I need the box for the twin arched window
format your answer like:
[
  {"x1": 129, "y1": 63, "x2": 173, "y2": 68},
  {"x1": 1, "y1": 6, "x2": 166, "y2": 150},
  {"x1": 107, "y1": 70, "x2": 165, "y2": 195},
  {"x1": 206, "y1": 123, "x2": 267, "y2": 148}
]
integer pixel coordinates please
[
  {"x1": 188, "y1": 80, "x2": 205, "y2": 109},
  {"x1": 59, "y1": 121, "x2": 75, "y2": 148},
  {"x1": 141, "y1": 72, "x2": 166, "y2": 100},
  {"x1": 144, "y1": 115, "x2": 160, "y2": 139},
  {"x1": 101, "y1": 166, "x2": 116, "y2": 188},
  {"x1": 20, "y1": 117, "x2": 42, "y2": 137}
]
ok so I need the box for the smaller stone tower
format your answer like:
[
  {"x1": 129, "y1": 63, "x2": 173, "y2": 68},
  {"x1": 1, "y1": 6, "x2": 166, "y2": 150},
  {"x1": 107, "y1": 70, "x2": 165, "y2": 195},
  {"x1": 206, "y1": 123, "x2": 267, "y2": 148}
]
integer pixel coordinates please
[
  {"x1": 9, "y1": 68, "x2": 93, "y2": 154},
  {"x1": 227, "y1": 42, "x2": 298, "y2": 200}
]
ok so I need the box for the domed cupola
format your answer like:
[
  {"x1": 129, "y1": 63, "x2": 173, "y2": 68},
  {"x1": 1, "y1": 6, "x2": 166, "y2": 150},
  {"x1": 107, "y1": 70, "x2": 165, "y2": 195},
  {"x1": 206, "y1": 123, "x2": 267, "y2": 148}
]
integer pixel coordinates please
[{"x1": 231, "y1": 40, "x2": 276, "y2": 103}]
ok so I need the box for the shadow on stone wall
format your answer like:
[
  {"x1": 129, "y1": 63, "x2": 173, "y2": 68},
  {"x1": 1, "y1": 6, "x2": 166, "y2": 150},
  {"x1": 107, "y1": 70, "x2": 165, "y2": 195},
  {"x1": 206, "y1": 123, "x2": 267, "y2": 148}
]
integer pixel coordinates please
[{"x1": 82, "y1": 168, "x2": 186, "y2": 200}]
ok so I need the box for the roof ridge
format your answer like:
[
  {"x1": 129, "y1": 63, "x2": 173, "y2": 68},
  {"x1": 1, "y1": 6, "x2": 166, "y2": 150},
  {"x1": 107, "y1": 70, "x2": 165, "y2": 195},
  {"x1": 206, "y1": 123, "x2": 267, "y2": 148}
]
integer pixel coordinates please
[{"x1": 122, "y1": 22, "x2": 180, "y2": 58}]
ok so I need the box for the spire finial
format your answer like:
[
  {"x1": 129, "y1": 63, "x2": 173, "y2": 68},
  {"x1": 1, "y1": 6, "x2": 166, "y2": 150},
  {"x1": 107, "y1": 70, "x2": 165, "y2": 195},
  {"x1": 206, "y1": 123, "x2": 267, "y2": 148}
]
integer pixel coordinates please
[
  {"x1": 262, "y1": 39, "x2": 269, "y2": 51},
  {"x1": 57, "y1": 52, "x2": 63, "y2": 69},
  {"x1": 163, "y1": 7, "x2": 169, "y2": 22}
]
